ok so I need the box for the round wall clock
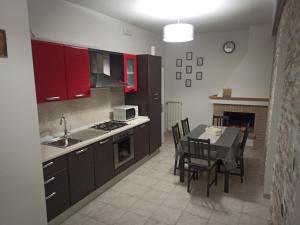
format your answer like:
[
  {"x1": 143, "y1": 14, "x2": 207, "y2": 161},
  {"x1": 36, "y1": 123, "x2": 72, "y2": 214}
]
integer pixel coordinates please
[{"x1": 223, "y1": 41, "x2": 236, "y2": 53}]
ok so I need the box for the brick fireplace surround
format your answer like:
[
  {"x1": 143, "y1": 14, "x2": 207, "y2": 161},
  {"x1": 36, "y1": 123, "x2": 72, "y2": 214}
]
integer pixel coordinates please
[{"x1": 213, "y1": 103, "x2": 268, "y2": 147}]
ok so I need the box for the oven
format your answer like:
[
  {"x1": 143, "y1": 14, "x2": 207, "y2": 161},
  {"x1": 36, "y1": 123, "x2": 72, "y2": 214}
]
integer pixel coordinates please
[{"x1": 113, "y1": 129, "x2": 134, "y2": 169}]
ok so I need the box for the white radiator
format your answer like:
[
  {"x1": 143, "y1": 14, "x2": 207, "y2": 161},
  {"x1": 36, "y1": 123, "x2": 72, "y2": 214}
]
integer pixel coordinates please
[{"x1": 166, "y1": 101, "x2": 182, "y2": 131}]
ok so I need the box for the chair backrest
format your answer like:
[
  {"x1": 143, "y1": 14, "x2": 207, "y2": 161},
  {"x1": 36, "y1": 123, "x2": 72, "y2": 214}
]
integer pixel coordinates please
[
  {"x1": 172, "y1": 123, "x2": 181, "y2": 150},
  {"x1": 187, "y1": 137, "x2": 212, "y2": 167},
  {"x1": 240, "y1": 127, "x2": 249, "y2": 155},
  {"x1": 212, "y1": 115, "x2": 229, "y2": 126},
  {"x1": 181, "y1": 118, "x2": 190, "y2": 136}
]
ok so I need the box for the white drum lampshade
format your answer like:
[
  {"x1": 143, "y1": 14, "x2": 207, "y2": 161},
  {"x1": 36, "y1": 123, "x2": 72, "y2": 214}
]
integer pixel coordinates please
[{"x1": 163, "y1": 23, "x2": 194, "y2": 42}]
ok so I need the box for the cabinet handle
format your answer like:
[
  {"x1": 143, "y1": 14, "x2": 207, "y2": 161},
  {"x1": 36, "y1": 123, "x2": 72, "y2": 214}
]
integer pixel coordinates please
[
  {"x1": 43, "y1": 161, "x2": 54, "y2": 169},
  {"x1": 153, "y1": 93, "x2": 159, "y2": 96},
  {"x1": 76, "y1": 148, "x2": 88, "y2": 155},
  {"x1": 153, "y1": 97, "x2": 159, "y2": 100},
  {"x1": 75, "y1": 93, "x2": 85, "y2": 98},
  {"x1": 46, "y1": 96, "x2": 60, "y2": 101},
  {"x1": 44, "y1": 176, "x2": 55, "y2": 185},
  {"x1": 45, "y1": 192, "x2": 56, "y2": 201},
  {"x1": 140, "y1": 125, "x2": 146, "y2": 128},
  {"x1": 99, "y1": 139, "x2": 109, "y2": 145}
]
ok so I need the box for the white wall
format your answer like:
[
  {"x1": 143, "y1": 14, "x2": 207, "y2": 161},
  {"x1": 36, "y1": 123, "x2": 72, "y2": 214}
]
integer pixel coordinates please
[
  {"x1": 165, "y1": 24, "x2": 274, "y2": 129},
  {"x1": 0, "y1": 1, "x2": 47, "y2": 225},
  {"x1": 27, "y1": 0, "x2": 164, "y2": 58}
]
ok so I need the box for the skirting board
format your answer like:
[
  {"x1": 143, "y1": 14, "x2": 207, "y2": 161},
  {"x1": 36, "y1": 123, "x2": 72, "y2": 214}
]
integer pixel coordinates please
[{"x1": 48, "y1": 149, "x2": 160, "y2": 225}]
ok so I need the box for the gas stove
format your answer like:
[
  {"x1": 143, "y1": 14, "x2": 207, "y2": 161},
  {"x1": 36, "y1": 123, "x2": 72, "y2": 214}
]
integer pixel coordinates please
[{"x1": 91, "y1": 121, "x2": 127, "y2": 131}]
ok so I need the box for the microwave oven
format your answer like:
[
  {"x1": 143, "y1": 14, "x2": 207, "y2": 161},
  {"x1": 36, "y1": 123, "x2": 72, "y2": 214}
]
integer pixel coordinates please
[{"x1": 113, "y1": 105, "x2": 138, "y2": 121}]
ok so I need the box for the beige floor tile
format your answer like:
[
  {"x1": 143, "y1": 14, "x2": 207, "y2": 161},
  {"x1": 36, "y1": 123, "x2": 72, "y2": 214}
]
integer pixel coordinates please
[
  {"x1": 152, "y1": 180, "x2": 176, "y2": 193},
  {"x1": 127, "y1": 174, "x2": 160, "y2": 187},
  {"x1": 151, "y1": 205, "x2": 183, "y2": 225},
  {"x1": 176, "y1": 212, "x2": 208, "y2": 225},
  {"x1": 163, "y1": 193, "x2": 190, "y2": 210},
  {"x1": 239, "y1": 213, "x2": 269, "y2": 225},
  {"x1": 129, "y1": 199, "x2": 160, "y2": 217},
  {"x1": 184, "y1": 201, "x2": 213, "y2": 219},
  {"x1": 109, "y1": 192, "x2": 138, "y2": 209},
  {"x1": 95, "y1": 189, "x2": 123, "y2": 204},
  {"x1": 242, "y1": 201, "x2": 270, "y2": 220},
  {"x1": 87, "y1": 204, "x2": 126, "y2": 225},
  {"x1": 78, "y1": 200, "x2": 107, "y2": 216},
  {"x1": 115, "y1": 182, "x2": 150, "y2": 197},
  {"x1": 144, "y1": 218, "x2": 168, "y2": 225},
  {"x1": 114, "y1": 211, "x2": 148, "y2": 225},
  {"x1": 61, "y1": 213, "x2": 106, "y2": 225},
  {"x1": 209, "y1": 210, "x2": 240, "y2": 225},
  {"x1": 141, "y1": 189, "x2": 169, "y2": 204}
]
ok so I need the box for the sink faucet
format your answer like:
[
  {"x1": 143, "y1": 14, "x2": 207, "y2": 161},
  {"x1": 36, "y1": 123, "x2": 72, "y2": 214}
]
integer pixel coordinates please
[{"x1": 60, "y1": 115, "x2": 69, "y2": 139}]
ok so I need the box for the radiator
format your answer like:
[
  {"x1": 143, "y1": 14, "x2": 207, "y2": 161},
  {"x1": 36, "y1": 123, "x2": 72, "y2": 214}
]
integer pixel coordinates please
[{"x1": 166, "y1": 101, "x2": 182, "y2": 131}]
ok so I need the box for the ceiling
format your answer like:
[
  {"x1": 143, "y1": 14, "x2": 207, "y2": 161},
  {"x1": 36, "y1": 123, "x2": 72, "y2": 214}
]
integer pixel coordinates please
[{"x1": 65, "y1": 0, "x2": 276, "y2": 34}]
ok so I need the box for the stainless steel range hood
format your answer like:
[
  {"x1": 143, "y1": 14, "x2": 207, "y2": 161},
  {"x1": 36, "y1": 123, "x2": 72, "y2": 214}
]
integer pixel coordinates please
[{"x1": 89, "y1": 51, "x2": 127, "y2": 88}]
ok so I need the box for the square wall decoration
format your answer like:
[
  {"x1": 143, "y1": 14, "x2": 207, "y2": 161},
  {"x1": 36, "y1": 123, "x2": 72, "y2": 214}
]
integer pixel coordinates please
[
  {"x1": 196, "y1": 72, "x2": 203, "y2": 80},
  {"x1": 176, "y1": 58, "x2": 182, "y2": 67},
  {"x1": 186, "y1": 65, "x2": 192, "y2": 74},
  {"x1": 0, "y1": 29, "x2": 8, "y2": 58},
  {"x1": 185, "y1": 79, "x2": 191, "y2": 87},
  {"x1": 186, "y1": 52, "x2": 193, "y2": 60},
  {"x1": 197, "y1": 57, "x2": 203, "y2": 66},
  {"x1": 176, "y1": 72, "x2": 182, "y2": 80}
]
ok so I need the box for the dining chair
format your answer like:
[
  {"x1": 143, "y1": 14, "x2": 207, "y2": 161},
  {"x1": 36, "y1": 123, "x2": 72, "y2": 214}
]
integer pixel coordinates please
[
  {"x1": 212, "y1": 115, "x2": 229, "y2": 126},
  {"x1": 181, "y1": 118, "x2": 190, "y2": 136},
  {"x1": 186, "y1": 137, "x2": 218, "y2": 197},
  {"x1": 232, "y1": 127, "x2": 249, "y2": 183},
  {"x1": 172, "y1": 123, "x2": 182, "y2": 175},
  {"x1": 218, "y1": 127, "x2": 249, "y2": 183}
]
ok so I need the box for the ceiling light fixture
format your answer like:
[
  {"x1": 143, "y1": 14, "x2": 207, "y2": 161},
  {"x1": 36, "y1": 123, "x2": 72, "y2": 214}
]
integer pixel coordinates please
[{"x1": 163, "y1": 19, "x2": 194, "y2": 43}]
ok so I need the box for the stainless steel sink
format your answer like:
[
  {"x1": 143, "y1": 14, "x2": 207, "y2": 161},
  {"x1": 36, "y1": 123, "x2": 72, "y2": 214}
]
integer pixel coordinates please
[{"x1": 43, "y1": 137, "x2": 82, "y2": 148}]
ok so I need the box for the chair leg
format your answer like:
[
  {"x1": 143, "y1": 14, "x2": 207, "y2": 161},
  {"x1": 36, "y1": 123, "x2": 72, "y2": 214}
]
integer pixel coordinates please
[
  {"x1": 187, "y1": 167, "x2": 191, "y2": 193},
  {"x1": 174, "y1": 159, "x2": 178, "y2": 175},
  {"x1": 240, "y1": 158, "x2": 244, "y2": 183},
  {"x1": 207, "y1": 170, "x2": 210, "y2": 197},
  {"x1": 215, "y1": 164, "x2": 218, "y2": 186}
]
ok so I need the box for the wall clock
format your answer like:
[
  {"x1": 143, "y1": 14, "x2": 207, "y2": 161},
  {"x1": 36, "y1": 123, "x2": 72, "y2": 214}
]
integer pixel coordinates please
[{"x1": 223, "y1": 41, "x2": 235, "y2": 54}]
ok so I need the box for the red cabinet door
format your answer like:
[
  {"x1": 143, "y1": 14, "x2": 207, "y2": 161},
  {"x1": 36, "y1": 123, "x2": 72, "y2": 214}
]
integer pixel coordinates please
[
  {"x1": 31, "y1": 40, "x2": 67, "y2": 103},
  {"x1": 64, "y1": 46, "x2": 90, "y2": 100},
  {"x1": 123, "y1": 54, "x2": 138, "y2": 93}
]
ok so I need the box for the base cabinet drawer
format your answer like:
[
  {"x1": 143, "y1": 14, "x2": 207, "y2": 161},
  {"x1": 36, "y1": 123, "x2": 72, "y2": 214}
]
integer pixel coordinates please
[
  {"x1": 44, "y1": 169, "x2": 68, "y2": 196},
  {"x1": 46, "y1": 185, "x2": 70, "y2": 221},
  {"x1": 43, "y1": 155, "x2": 67, "y2": 178}
]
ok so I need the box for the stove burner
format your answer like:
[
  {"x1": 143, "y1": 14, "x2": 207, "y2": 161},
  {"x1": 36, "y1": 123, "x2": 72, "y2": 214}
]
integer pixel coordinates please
[{"x1": 91, "y1": 121, "x2": 127, "y2": 131}]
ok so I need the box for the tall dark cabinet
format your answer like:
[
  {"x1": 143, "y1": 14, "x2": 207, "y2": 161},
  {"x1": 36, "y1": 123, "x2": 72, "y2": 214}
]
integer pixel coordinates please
[{"x1": 125, "y1": 55, "x2": 162, "y2": 154}]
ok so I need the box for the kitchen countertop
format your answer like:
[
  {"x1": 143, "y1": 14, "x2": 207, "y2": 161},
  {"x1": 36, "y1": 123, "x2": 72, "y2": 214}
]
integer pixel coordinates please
[{"x1": 41, "y1": 116, "x2": 150, "y2": 162}]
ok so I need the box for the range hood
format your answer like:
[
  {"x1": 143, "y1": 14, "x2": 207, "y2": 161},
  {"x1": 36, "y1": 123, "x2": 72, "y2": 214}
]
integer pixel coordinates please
[{"x1": 89, "y1": 51, "x2": 127, "y2": 88}]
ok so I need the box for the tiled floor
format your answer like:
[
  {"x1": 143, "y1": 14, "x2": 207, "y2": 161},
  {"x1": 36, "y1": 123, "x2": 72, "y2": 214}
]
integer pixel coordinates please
[{"x1": 61, "y1": 133, "x2": 270, "y2": 225}]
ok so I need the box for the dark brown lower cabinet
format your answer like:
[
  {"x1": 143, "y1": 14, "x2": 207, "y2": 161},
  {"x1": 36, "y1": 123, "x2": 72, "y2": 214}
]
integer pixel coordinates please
[
  {"x1": 68, "y1": 144, "x2": 95, "y2": 205},
  {"x1": 94, "y1": 138, "x2": 115, "y2": 188},
  {"x1": 45, "y1": 184, "x2": 69, "y2": 221},
  {"x1": 134, "y1": 123, "x2": 150, "y2": 162}
]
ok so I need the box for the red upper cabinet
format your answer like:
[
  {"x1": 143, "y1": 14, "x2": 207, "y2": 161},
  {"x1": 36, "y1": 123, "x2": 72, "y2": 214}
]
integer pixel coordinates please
[
  {"x1": 123, "y1": 54, "x2": 138, "y2": 93},
  {"x1": 64, "y1": 46, "x2": 90, "y2": 100},
  {"x1": 31, "y1": 40, "x2": 68, "y2": 103}
]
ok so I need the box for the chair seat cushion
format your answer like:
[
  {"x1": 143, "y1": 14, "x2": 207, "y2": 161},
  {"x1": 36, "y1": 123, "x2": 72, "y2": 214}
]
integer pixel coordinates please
[{"x1": 189, "y1": 158, "x2": 216, "y2": 168}]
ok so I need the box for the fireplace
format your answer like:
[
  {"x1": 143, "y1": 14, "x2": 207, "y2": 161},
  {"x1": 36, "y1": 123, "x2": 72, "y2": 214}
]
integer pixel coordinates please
[{"x1": 224, "y1": 112, "x2": 255, "y2": 130}]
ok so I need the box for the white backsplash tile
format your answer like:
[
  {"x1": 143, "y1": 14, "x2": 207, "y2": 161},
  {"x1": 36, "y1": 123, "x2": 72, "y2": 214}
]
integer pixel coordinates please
[{"x1": 37, "y1": 88, "x2": 124, "y2": 137}]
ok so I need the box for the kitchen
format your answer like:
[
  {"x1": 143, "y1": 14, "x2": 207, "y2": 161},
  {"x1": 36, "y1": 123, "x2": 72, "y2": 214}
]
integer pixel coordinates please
[{"x1": 1, "y1": 1, "x2": 300, "y2": 225}]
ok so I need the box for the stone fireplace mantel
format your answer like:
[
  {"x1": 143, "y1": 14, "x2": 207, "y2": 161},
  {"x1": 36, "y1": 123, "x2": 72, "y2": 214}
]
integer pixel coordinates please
[{"x1": 209, "y1": 95, "x2": 269, "y2": 106}]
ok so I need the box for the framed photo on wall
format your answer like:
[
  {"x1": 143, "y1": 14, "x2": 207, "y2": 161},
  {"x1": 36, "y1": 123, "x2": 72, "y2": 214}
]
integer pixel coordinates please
[
  {"x1": 0, "y1": 29, "x2": 8, "y2": 58},
  {"x1": 186, "y1": 52, "x2": 193, "y2": 60},
  {"x1": 176, "y1": 58, "x2": 182, "y2": 67},
  {"x1": 196, "y1": 72, "x2": 203, "y2": 80},
  {"x1": 197, "y1": 57, "x2": 203, "y2": 66},
  {"x1": 185, "y1": 79, "x2": 191, "y2": 87},
  {"x1": 186, "y1": 65, "x2": 192, "y2": 74},
  {"x1": 176, "y1": 72, "x2": 182, "y2": 80}
]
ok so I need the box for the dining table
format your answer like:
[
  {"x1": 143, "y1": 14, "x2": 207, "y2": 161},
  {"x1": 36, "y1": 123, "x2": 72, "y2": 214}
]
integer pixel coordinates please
[{"x1": 179, "y1": 124, "x2": 241, "y2": 193}]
